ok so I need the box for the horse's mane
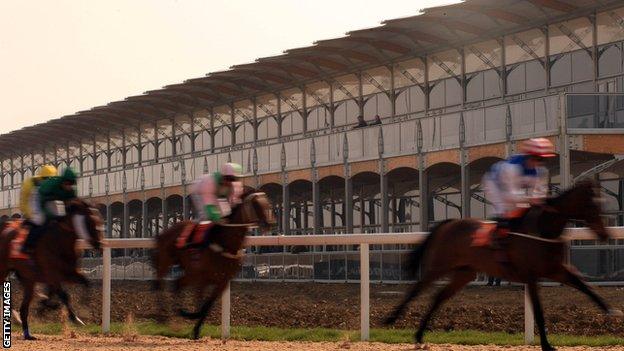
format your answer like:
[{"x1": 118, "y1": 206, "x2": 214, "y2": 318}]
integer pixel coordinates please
[{"x1": 546, "y1": 179, "x2": 596, "y2": 207}]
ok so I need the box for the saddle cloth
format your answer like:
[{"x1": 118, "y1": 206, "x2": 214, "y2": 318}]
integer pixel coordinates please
[
  {"x1": 176, "y1": 222, "x2": 212, "y2": 249},
  {"x1": 470, "y1": 221, "x2": 497, "y2": 247},
  {"x1": 3, "y1": 220, "x2": 29, "y2": 260}
]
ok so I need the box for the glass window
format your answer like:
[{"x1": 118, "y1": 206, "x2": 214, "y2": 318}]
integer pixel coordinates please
[
  {"x1": 362, "y1": 127, "x2": 379, "y2": 158},
  {"x1": 550, "y1": 54, "x2": 572, "y2": 86},
  {"x1": 194, "y1": 130, "x2": 211, "y2": 152},
  {"x1": 571, "y1": 50, "x2": 593, "y2": 82},
  {"x1": 285, "y1": 141, "x2": 299, "y2": 168},
  {"x1": 282, "y1": 111, "x2": 304, "y2": 136},
  {"x1": 525, "y1": 60, "x2": 546, "y2": 91},
  {"x1": 307, "y1": 106, "x2": 330, "y2": 131},
  {"x1": 235, "y1": 122, "x2": 254, "y2": 144},
  {"x1": 466, "y1": 72, "x2": 484, "y2": 102},
  {"x1": 257, "y1": 117, "x2": 278, "y2": 140},
  {"x1": 430, "y1": 78, "x2": 461, "y2": 109},
  {"x1": 599, "y1": 43, "x2": 622, "y2": 77},
  {"x1": 158, "y1": 139, "x2": 173, "y2": 158},
  {"x1": 214, "y1": 126, "x2": 232, "y2": 148},
  {"x1": 363, "y1": 92, "x2": 392, "y2": 120},
  {"x1": 314, "y1": 136, "x2": 329, "y2": 164},
  {"x1": 484, "y1": 70, "x2": 502, "y2": 99},
  {"x1": 506, "y1": 64, "x2": 526, "y2": 95},
  {"x1": 395, "y1": 85, "x2": 425, "y2": 115},
  {"x1": 334, "y1": 100, "x2": 358, "y2": 126},
  {"x1": 420, "y1": 116, "x2": 440, "y2": 150},
  {"x1": 510, "y1": 100, "x2": 535, "y2": 136},
  {"x1": 429, "y1": 81, "x2": 445, "y2": 109}
]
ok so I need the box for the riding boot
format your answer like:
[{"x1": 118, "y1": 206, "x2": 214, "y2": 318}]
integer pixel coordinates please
[{"x1": 22, "y1": 224, "x2": 44, "y2": 254}]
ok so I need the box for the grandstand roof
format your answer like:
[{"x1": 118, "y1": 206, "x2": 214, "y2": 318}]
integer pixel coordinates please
[{"x1": 2, "y1": 0, "x2": 620, "y2": 156}]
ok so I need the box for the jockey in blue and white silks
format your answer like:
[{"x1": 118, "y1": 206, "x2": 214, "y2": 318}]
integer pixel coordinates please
[{"x1": 482, "y1": 138, "x2": 556, "y2": 219}]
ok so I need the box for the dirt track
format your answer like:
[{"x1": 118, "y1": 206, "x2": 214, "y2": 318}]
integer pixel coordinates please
[
  {"x1": 8, "y1": 281, "x2": 624, "y2": 335},
  {"x1": 8, "y1": 336, "x2": 624, "y2": 351}
]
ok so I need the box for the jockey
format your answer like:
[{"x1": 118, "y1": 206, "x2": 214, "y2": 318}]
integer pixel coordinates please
[
  {"x1": 22, "y1": 168, "x2": 78, "y2": 254},
  {"x1": 20, "y1": 165, "x2": 58, "y2": 224},
  {"x1": 482, "y1": 138, "x2": 556, "y2": 231},
  {"x1": 180, "y1": 163, "x2": 243, "y2": 248}
]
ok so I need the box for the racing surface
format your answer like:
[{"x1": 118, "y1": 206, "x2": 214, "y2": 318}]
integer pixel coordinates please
[
  {"x1": 8, "y1": 336, "x2": 624, "y2": 351},
  {"x1": 10, "y1": 281, "x2": 624, "y2": 336}
]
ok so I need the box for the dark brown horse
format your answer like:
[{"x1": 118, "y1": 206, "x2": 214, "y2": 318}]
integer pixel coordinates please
[
  {"x1": 384, "y1": 180, "x2": 621, "y2": 351},
  {"x1": 0, "y1": 199, "x2": 104, "y2": 340},
  {"x1": 153, "y1": 192, "x2": 275, "y2": 339}
]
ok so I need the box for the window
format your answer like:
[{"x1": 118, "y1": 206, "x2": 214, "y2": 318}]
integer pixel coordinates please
[
  {"x1": 214, "y1": 126, "x2": 232, "y2": 148},
  {"x1": 281, "y1": 111, "x2": 304, "y2": 136},
  {"x1": 363, "y1": 92, "x2": 392, "y2": 120},
  {"x1": 257, "y1": 117, "x2": 278, "y2": 140},
  {"x1": 235, "y1": 122, "x2": 254, "y2": 144},
  {"x1": 507, "y1": 60, "x2": 546, "y2": 94},
  {"x1": 333, "y1": 100, "x2": 359, "y2": 126},
  {"x1": 307, "y1": 106, "x2": 329, "y2": 131},
  {"x1": 466, "y1": 69, "x2": 502, "y2": 102},
  {"x1": 429, "y1": 78, "x2": 461, "y2": 109},
  {"x1": 395, "y1": 85, "x2": 425, "y2": 115},
  {"x1": 598, "y1": 43, "x2": 623, "y2": 77}
]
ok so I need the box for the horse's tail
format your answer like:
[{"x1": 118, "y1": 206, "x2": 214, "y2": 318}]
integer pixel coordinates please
[{"x1": 406, "y1": 219, "x2": 454, "y2": 275}]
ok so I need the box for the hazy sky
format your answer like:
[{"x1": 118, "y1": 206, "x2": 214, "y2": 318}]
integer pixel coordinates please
[{"x1": 0, "y1": 0, "x2": 459, "y2": 134}]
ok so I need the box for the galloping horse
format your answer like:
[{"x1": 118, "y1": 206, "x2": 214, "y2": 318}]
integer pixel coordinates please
[
  {"x1": 384, "y1": 180, "x2": 621, "y2": 351},
  {"x1": 0, "y1": 199, "x2": 104, "y2": 340},
  {"x1": 153, "y1": 192, "x2": 275, "y2": 339}
]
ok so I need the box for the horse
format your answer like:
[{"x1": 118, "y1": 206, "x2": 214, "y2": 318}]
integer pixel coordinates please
[
  {"x1": 153, "y1": 192, "x2": 275, "y2": 339},
  {"x1": 0, "y1": 198, "x2": 104, "y2": 340},
  {"x1": 384, "y1": 180, "x2": 622, "y2": 351}
]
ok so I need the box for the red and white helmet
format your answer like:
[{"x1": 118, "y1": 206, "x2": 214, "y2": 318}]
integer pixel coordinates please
[{"x1": 520, "y1": 138, "x2": 556, "y2": 158}]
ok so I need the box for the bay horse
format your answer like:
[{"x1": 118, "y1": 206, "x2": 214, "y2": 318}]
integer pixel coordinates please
[
  {"x1": 384, "y1": 180, "x2": 622, "y2": 351},
  {"x1": 0, "y1": 198, "x2": 104, "y2": 340},
  {"x1": 153, "y1": 192, "x2": 275, "y2": 339}
]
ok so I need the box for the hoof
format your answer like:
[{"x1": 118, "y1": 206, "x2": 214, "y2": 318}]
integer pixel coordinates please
[
  {"x1": 24, "y1": 334, "x2": 37, "y2": 341},
  {"x1": 178, "y1": 309, "x2": 200, "y2": 320},
  {"x1": 608, "y1": 309, "x2": 624, "y2": 317},
  {"x1": 414, "y1": 343, "x2": 429, "y2": 350},
  {"x1": 191, "y1": 330, "x2": 200, "y2": 340}
]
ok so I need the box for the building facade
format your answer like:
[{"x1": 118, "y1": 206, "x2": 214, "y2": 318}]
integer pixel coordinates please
[{"x1": 1, "y1": 0, "x2": 624, "y2": 256}]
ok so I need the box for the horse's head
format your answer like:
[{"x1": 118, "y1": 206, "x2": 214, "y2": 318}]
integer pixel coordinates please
[
  {"x1": 550, "y1": 179, "x2": 609, "y2": 241},
  {"x1": 239, "y1": 192, "x2": 276, "y2": 234},
  {"x1": 67, "y1": 199, "x2": 105, "y2": 250}
]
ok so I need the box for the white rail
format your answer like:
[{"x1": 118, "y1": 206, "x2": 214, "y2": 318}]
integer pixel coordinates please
[{"x1": 80, "y1": 227, "x2": 624, "y2": 344}]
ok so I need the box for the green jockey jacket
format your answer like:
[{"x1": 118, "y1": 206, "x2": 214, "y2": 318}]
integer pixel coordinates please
[{"x1": 38, "y1": 168, "x2": 78, "y2": 219}]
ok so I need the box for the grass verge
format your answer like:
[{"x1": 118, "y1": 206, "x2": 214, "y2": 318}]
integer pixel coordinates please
[{"x1": 13, "y1": 322, "x2": 624, "y2": 347}]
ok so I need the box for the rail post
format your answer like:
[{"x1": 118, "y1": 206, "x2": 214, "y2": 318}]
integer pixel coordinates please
[
  {"x1": 524, "y1": 285, "x2": 534, "y2": 344},
  {"x1": 221, "y1": 282, "x2": 231, "y2": 339},
  {"x1": 360, "y1": 243, "x2": 370, "y2": 341},
  {"x1": 102, "y1": 246, "x2": 111, "y2": 333}
]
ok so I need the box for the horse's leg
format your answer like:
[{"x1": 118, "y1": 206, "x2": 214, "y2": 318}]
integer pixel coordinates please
[
  {"x1": 55, "y1": 286, "x2": 85, "y2": 326},
  {"x1": 184, "y1": 281, "x2": 227, "y2": 340},
  {"x1": 384, "y1": 268, "x2": 448, "y2": 325},
  {"x1": 17, "y1": 276, "x2": 36, "y2": 340},
  {"x1": 527, "y1": 280, "x2": 554, "y2": 351},
  {"x1": 550, "y1": 265, "x2": 616, "y2": 315},
  {"x1": 414, "y1": 268, "x2": 476, "y2": 344}
]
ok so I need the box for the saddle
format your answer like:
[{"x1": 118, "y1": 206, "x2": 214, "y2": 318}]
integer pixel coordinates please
[
  {"x1": 3, "y1": 220, "x2": 29, "y2": 260},
  {"x1": 176, "y1": 222, "x2": 214, "y2": 249}
]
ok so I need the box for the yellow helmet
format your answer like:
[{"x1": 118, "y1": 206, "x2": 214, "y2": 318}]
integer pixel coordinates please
[{"x1": 37, "y1": 165, "x2": 58, "y2": 178}]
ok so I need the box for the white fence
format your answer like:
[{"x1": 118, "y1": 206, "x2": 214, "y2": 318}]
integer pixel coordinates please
[{"x1": 82, "y1": 227, "x2": 624, "y2": 344}]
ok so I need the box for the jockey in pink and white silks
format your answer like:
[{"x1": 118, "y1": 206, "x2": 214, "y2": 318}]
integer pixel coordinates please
[
  {"x1": 191, "y1": 162, "x2": 244, "y2": 223},
  {"x1": 177, "y1": 163, "x2": 244, "y2": 249}
]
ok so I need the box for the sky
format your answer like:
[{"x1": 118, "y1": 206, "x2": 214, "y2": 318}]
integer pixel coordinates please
[{"x1": 0, "y1": 0, "x2": 460, "y2": 134}]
